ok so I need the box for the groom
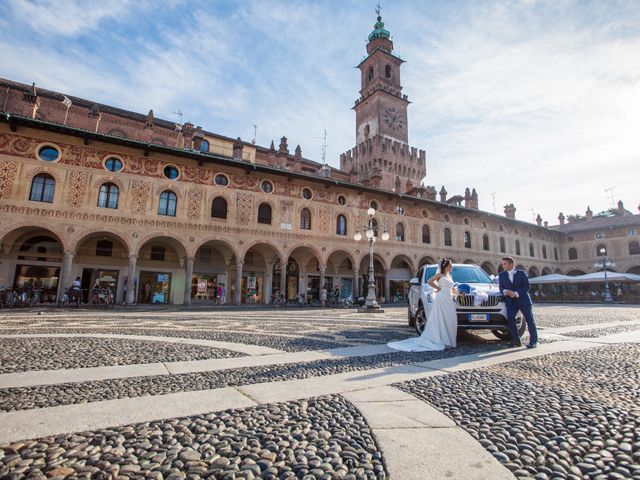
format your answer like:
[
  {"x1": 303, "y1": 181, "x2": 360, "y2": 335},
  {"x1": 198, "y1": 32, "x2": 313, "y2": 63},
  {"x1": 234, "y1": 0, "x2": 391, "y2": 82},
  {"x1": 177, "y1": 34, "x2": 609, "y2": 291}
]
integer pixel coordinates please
[{"x1": 498, "y1": 257, "x2": 538, "y2": 348}]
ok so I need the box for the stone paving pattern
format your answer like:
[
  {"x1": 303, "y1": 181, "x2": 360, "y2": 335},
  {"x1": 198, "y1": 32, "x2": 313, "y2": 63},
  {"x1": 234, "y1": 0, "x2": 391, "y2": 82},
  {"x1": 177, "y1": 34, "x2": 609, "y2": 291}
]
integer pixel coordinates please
[
  {"x1": 0, "y1": 337, "x2": 243, "y2": 374},
  {"x1": 396, "y1": 344, "x2": 640, "y2": 480},
  {"x1": 0, "y1": 342, "x2": 505, "y2": 412},
  {"x1": 0, "y1": 394, "x2": 388, "y2": 480}
]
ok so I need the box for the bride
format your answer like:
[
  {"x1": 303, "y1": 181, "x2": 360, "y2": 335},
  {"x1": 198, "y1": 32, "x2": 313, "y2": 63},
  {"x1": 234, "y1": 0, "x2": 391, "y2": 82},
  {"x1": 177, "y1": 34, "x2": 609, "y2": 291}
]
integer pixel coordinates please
[{"x1": 388, "y1": 258, "x2": 458, "y2": 351}]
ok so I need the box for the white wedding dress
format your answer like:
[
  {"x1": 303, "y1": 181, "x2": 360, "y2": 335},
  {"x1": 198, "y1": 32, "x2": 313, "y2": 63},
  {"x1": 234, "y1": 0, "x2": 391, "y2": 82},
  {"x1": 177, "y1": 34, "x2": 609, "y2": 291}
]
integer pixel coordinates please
[{"x1": 388, "y1": 274, "x2": 458, "y2": 351}]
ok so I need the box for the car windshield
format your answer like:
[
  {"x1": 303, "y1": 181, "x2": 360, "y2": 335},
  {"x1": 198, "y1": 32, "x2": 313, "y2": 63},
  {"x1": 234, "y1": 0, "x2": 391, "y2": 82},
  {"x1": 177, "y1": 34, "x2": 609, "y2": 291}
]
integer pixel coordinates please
[{"x1": 424, "y1": 265, "x2": 492, "y2": 284}]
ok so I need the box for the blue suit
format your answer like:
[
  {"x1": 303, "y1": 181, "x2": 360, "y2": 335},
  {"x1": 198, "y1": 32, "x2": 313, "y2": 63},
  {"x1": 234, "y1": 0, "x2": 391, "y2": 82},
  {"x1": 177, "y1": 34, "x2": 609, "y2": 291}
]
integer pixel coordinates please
[{"x1": 498, "y1": 269, "x2": 538, "y2": 345}]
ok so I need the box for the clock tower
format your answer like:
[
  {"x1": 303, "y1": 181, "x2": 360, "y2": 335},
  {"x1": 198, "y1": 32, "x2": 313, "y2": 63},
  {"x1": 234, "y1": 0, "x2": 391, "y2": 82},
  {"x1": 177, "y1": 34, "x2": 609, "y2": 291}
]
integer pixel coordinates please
[{"x1": 340, "y1": 12, "x2": 426, "y2": 193}]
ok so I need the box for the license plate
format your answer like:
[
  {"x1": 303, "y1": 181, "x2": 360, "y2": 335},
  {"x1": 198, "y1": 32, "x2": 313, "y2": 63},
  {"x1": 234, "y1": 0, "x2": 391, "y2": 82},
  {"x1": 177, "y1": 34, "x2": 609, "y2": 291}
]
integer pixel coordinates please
[{"x1": 468, "y1": 314, "x2": 489, "y2": 322}]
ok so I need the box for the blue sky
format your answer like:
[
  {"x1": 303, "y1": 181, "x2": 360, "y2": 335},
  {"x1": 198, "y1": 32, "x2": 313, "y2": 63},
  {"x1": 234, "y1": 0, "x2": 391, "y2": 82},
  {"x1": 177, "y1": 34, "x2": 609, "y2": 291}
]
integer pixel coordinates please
[{"x1": 1, "y1": 0, "x2": 639, "y2": 224}]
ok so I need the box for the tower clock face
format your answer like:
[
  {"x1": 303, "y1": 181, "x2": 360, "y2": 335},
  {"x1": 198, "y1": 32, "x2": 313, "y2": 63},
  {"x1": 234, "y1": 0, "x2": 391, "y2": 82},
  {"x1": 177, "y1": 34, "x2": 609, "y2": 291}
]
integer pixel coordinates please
[{"x1": 384, "y1": 107, "x2": 404, "y2": 131}]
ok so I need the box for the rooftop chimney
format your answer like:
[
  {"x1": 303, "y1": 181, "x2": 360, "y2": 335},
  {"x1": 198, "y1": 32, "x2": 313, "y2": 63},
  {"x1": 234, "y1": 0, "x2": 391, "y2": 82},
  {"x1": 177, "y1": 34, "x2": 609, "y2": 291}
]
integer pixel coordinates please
[
  {"x1": 586, "y1": 206, "x2": 593, "y2": 221},
  {"x1": 558, "y1": 212, "x2": 565, "y2": 225},
  {"x1": 504, "y1": 203, "x2": 516, "y2": 220}
]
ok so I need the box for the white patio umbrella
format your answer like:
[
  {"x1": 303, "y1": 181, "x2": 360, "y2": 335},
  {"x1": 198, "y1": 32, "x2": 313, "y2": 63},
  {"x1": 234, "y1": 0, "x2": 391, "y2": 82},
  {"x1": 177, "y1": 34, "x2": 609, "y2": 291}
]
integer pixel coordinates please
[
  {"x1": 563, "y1": 272, "x2": 640, "y2": 284},
  {"x1": 529, "y1": 274, "x2": 573, "y2": 284}
]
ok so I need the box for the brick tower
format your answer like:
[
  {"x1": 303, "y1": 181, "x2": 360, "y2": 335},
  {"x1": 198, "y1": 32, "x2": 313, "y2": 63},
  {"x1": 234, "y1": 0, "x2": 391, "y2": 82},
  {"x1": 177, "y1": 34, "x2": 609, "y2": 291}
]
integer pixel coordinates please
[{"x1": 340, "y1": 11, "x2": 426, "y2": 193}]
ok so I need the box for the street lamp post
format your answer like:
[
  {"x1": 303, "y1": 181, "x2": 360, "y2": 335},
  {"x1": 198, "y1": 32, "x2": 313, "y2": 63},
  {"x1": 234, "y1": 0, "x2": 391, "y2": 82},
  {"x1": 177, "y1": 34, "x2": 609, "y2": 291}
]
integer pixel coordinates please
[
  {"x1": 353, "y1": 208, "x2": 389, "y2": 311},
  {"x1": 596, "y1": 247, "x2": 614, "y2": 303}
]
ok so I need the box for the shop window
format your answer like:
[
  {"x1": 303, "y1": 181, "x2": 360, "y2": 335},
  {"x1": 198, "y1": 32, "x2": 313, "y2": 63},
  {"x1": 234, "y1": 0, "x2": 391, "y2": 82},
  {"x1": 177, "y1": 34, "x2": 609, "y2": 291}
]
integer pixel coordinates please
[
  {"x1": 300, "y1": 208, "x2": 311, "y2": 230},
  {"x1": 422, "y1": 225, "x2": 430, "y2": 244},
  {"x1": 336, "y1": 214, "x2": 347, "y2": 236},
  {"x1": 515, "y1": 240, "x2": 521, "y2": 256},
  {"x1": 629, "y1": 241, "x2": 640, "y2": 255},
  {"x1": 395, "y1": 223, "x2": 405, "y2": 242},
  {"x1": 482, "y1": 234, "x2": 490, "y2": 251},
  {"x1": 150, "y1": 245, "x2": 166, "y2": 261},
  {"x1": 500, "y1": 237, "x2": 506, "y2": 253},
  {"x1": 97, "y1": 183, "x2": 119, "y2": 209},
  {"x1": 444, "y1": 228, "x2": 452, "y2": 246},
  {"x1": 568, "y1": 247, "x2": 578, "y2": 260},
  {"x1": 211, "y1": 196, "x2": 227, "y2": 219},
  {"x1": 158, "y1": 190, "x2": 177, "y2": 217},
  {"x1": 29, "y1": 173, "x2": 55, "y2": 203},
  {"x1": 464, "y1": 231, "x2": 471, "y2": 249},
  {"x1": 258, "y1": 203, "x2": 272, "y2": 224},
  {"x1": 95, "y1": 240, "x2": 113, "y2": 257}
]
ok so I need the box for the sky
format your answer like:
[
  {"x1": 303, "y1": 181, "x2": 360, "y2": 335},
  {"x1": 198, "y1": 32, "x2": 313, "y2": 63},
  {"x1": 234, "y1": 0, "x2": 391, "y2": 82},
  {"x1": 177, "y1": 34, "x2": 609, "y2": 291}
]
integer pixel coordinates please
[{"x1": 1, "y1": 0, "x2": 639, "y2": 225}]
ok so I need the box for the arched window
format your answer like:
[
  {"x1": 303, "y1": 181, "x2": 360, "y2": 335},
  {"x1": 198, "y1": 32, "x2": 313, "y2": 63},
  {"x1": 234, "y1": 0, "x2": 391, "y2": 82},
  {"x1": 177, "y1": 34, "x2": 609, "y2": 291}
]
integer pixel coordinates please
[
  {"x1": 529, "y1": 243, "x2": 535, "y2": 257},
  {"x1": 515, "y1": 240, "x2": 521, "y2": 256},
  {"x1": 554, "y1": 248, "x2": 559, "y2": 261},
  {"x1": 96, "y1": 240, "x2": 113, "y2": 257},
  {"x1": 482, "y1": 234, "x2": 490, "y2": 251},
  {"x1": 396, "y1": 223, "x2": 405, "y2": 242},
  {"x1": 336, "y1": 214, "x2": 347, "y2": 236},
  {"x1": 422, "y1": 225, "x2": 431, "y2": 244},
  {"x1": 444, "y1": 228, "x2": 452, "y2": 247},
  {"x1": 199, "y1": 139, "x2": 209, "y2": 153},
  {"x1": 595, "y1": 244, "x2": 607, "y2": 257},
  {"x1": 29, "y1": 174, "x2": 55, "y2": 203},
  {"x1": 300, "y1": 208, "x2": 311, "y2": 230},
  {"x1": 258, "y1": 203, "x2": 272, "y2": 224},
  {"x1": 211, "y1": 196, "x2": 227, "y2": 219},
  {"x1": 371, "y1": 218, "x2": 379, "y2": 237},
  {"x1": 385, "y1": 64, "x2": 392, "y2": 79},
  {"x1": 568, "y1": 247, "x2": 578, "y2": 260},
  {"x1": 542, "y1": 245, "x2": 547, "y2": 259},
  {"x1": 629, "y1": 241, "x2": 640, "y2": 255},
  {"x1": 464, "y1": 231, "x2": 471, "y2": 249},
  {"x1": 150, "y1": 245, "x2": 166, "y2": 261},
  {"x1": 98, "y1": 183, "x2": 119, "y2": 209},
  {"x1": 158, "y1": 190, "x2": 177, "y2": 217},
  {"x1": 367, "y1": 66, "x2": 374, "y2": 82},
  {"x1": 499, "y1": 237, "x2": 506, "y2": 253}
]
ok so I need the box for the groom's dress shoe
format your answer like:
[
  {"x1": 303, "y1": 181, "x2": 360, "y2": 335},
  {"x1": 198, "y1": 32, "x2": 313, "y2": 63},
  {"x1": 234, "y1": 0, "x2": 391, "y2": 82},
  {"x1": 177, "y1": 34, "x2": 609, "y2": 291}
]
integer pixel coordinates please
[
  {"x1": 509, "y1": 343, "x2": 522, "y2": 348},
  {"x1": 526, "y1": 343, "x2": 537, "y2": 349}
]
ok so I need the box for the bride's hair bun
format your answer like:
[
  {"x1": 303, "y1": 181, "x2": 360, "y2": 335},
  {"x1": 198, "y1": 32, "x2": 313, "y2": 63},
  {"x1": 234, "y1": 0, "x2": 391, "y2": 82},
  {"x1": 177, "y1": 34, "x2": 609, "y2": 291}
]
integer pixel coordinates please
[{"x1": 440, "y1": 258, "x2": 452, "y2": 271}]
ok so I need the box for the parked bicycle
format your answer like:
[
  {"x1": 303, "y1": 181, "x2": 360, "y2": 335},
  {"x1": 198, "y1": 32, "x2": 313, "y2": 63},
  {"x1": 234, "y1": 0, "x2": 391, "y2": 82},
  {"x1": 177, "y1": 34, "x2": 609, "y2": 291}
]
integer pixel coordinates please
[
  {"x1": 91, "y1": 287, "x2": 114, "y2": 308},
  {"x1": 62, "y1": 287, "x2": 82, "y2": 307}
]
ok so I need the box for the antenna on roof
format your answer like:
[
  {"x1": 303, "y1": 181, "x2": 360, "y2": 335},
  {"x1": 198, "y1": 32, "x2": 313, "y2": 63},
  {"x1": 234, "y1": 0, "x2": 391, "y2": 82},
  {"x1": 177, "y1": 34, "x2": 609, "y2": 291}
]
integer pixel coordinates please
[
  {"x1": 173, "y1": 109, "x2": 183, "y2": 124},
  {"x1": 605, "y1": 186, "x2": 617, "y2": 209},
  {"x1": 252, "y1": 124, "x2": 257, "y2": 145},
  {"x1": 321, "y1": 128, "x2": 328, "y2": 165},
  {"x1": 527, "y1": 208, "x2": 536, "y2": 222},
  {"x1": 491, "y1": 191, "x2": 497, "y2": 214},
  {"x1": 375, "y1": 2, "x2": 381, "y2": 17}
]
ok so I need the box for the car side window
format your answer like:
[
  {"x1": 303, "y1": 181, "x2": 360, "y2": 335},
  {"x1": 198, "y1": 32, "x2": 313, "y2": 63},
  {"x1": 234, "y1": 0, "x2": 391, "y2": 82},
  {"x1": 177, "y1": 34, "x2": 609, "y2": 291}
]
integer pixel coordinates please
[{"x1": 416, "y1": 268, "x2": 424, "y2": 284}]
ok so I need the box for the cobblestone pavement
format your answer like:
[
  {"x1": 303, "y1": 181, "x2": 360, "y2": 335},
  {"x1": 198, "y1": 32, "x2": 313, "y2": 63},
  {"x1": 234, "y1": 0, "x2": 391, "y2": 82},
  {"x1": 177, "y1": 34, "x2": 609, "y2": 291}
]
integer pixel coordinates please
[
  {"x1": 0, "y1": 337, "x2": 243, "y2": 374},
  {"x1": 396, "y1": 343, "x2": 640, "y2": 480},
  {"x1": 0, "y1": 305, "x2": 638, "y2": 479},
  {"x1": 0, "y1": 395, "x2": 388, "y2": 480}
]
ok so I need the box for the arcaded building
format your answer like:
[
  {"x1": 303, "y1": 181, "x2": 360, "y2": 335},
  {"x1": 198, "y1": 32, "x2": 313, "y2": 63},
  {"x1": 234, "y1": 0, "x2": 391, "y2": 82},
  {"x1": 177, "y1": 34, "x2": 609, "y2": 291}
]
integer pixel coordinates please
[{"x1": 0, "y1": 15, "x2": 638, "y2": 306}]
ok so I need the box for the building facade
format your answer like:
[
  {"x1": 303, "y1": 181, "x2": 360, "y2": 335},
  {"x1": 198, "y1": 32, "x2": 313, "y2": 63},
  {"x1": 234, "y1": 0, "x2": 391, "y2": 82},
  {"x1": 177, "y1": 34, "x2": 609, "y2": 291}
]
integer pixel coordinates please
[{"x1": 0, "y1": 15, "x2": 638, "y2": 306}]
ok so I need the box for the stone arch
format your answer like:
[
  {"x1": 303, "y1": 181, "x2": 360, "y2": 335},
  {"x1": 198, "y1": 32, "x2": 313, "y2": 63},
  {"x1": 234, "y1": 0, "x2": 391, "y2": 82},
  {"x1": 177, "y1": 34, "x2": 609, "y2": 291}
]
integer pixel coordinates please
[
  {"x1": 72, "y1": 229, "x2": 133, "y2": 256},
  {"x1": 541, "y1": 267, "x2": 552, "y2": 276},
  {"x1": 390, "y1": 253, "x2": 416, "y2": 273},
  {"x1": 553, "y1": 268, "x2": 563, "y2": 274},
  {"x1": 240, "y1": 241, "x2": 284, "y2": 264},
  {"x1": 325, "y1": 248, "x2": 357, "y2": 274},
  {"x1": 93, "y1": 175, "x2": 125, "y2": 191},
  {"x1": 463, "y1": 258, "x2": 475, "y2": 265},
  {"x1": 284, "y1": 242, "x2": 323, "y2": 265},
  {"x1": 0, "y1": 222, "x2": 69, "y2": 252},
  {"x1": 134, "y1": 231, "x2": 190, "y2": 257},
  {"x1": 567, "y1": 269, "x2": 586, "y2": 276},
  {"x1": 481, "y1": 261, "x2": 495, "y2": 275},
  {"x1": 626, "y1": 266, "x2": 640, "y2": 275},
  {"x1": 24, "y1": 165, "x2": 63, "y2": 185},
  {"x1": 154, "y1": 183, "x2": 183, "y2": 198},
  {"x1": 528, "y1": 266, "x2": 540, "y2": 278},
  {"x1": 194, "y1": 236, "x2": 241, "y2": 262},
  {"x1": 418, "y1": 256, "x2": 436, "y2": 268},
  {"x1": 356, "y1": 251, "x2": 388, "y2": 272}
]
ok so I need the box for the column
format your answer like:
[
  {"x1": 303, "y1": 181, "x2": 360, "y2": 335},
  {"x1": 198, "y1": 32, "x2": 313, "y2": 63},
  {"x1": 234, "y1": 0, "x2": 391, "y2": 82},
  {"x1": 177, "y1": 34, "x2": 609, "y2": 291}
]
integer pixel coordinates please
[
  {"x1": 279, "y1": 258, "x2": 287, "y2": 300},
  {"x1": 384, "y1": 269, "x2": 391, "y2": 304},
  {"x1": 57, "y1": 250, "x2": 74, "y2": 305},
  {"x1": 183, "y1": 256, "x2": 194, "y2": 306},
  {"x1": 234, "y1": 261, "x2": 243, "y2": 305},
  {"x1": 319, "y1": 265, "x2": 326, "y2": 290},
  {"x1": 265, "y1": 262, "x2": 273, "y2": 304},
  {"x1": 353, "y1": 268, "x2": 359, "y2": 297},
  {"x1": 126, "y1": 254, "x2": 137, "y2": 305}
]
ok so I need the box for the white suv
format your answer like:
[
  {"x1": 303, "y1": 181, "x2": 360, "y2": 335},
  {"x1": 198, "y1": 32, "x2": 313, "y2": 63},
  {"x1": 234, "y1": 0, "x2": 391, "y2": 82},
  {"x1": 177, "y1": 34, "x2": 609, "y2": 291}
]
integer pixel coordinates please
[{"x1": 407, "y1": 263, "x2": 525, "y2": 340}]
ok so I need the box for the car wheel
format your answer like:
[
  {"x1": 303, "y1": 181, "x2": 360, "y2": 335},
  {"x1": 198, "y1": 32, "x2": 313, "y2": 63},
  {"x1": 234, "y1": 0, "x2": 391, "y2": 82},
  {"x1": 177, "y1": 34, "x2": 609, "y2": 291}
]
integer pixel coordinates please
[
  {"x1": 492, "y1": 313, "x2": 525, "y2": 340},
  {"x1": 408, "y1": 307, "x2": 415, "y2": 327},
  {"x1": 415, "y1": 305, "x2": 427, "y2": 335}
]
